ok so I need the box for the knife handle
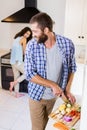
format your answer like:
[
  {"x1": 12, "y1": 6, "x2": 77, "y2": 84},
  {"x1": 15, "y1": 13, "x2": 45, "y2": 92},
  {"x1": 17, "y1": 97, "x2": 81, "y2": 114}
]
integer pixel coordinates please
[{"x1": 60, "y1": 93, "x2": 69, "y2": 103}]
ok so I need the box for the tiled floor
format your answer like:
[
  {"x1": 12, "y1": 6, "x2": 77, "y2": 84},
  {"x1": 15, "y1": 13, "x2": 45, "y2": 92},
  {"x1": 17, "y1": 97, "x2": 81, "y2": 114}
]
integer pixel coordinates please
[{"x1": 0, "y1": 89, "x2": 31, "y2": 130}]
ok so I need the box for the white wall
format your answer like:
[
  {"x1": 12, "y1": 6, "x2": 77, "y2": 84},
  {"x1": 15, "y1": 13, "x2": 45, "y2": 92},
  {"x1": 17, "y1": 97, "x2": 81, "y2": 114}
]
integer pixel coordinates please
[
  {"x1": 0, "y1": 0, "x2": 66, "y2": 49},
  {"x1": 37, "y1": 0, "x2": 66, "y2": 34},
  {"x1": 0, "y1": 0, "x2": 24, "y2": 49}
]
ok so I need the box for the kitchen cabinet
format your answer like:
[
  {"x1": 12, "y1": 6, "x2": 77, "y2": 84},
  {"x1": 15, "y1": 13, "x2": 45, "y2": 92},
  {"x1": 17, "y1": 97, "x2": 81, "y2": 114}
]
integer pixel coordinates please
[
  {"x1": 80, "y1": 46, "x2": 87, "y2": 129},
  {"x1": 80, "y1": 68, "x2": 87, "y2": 129},
  {"x1": 64, "y1": 0, "x2": 87, "y2": 45}
]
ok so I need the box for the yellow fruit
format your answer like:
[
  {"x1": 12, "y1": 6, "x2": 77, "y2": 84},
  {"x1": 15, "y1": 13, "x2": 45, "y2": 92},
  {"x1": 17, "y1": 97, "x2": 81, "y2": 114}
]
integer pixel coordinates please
[
  {"x1": 58, "y1": 104, "x2": 66, "y2": 111},
  {"x1": 66, "y1": 107, "x2": 71, "y2": 113}
]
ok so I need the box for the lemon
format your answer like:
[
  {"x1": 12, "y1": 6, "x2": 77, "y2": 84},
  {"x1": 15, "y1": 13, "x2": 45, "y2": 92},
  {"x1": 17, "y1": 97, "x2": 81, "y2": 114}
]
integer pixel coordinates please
[{"x1": 58, "y1": 104, "x2": 66, "y2": 111}]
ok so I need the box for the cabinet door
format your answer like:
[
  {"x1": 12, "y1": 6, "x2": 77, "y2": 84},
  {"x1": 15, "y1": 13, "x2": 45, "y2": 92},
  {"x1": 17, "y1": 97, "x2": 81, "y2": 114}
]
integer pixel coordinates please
[
  {"x1": 82, "y1": 0, "x2": 87, "y2": 44},
  {"x1": 64, "y1": 0, "x2": 86, "y2": 44}
]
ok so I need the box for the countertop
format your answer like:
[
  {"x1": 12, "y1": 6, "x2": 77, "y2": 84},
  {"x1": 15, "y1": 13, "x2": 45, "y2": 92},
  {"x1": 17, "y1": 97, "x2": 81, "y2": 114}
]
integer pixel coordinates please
[
  {"x1": 45, "y1": 95, "x2": 81, "y2": 130},
  {"x1": 0, "y1": 49, "x2": 10, "y2": 57}
]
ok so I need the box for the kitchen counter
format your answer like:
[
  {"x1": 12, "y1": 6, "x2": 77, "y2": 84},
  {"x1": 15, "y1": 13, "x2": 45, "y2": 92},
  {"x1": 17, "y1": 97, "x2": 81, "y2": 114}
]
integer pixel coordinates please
[
  {"x1": 0, "y1": 49, "x2": 10, "y2": 57},
  {"x1": 45, "y1": 95, "x2": 81, "y2": 130}
]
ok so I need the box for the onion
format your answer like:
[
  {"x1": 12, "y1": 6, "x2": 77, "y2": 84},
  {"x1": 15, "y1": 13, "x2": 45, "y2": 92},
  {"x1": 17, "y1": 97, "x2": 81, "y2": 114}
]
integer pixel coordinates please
[{"x1": 63, "y1": 116, "x2": 72, "y2": 122}]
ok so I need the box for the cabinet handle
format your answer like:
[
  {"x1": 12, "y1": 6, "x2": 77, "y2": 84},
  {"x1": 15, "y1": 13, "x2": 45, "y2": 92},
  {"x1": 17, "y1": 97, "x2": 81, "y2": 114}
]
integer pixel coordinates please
[
  {"x1": 82, "y1": 36, "x2": 84, "y2": 39},
  {"x1": 78, "y1": 36, "x2": 81, "y2": 38},
  {"x1": 78, "y1": 36, "x2": 84, "y2": 39}
]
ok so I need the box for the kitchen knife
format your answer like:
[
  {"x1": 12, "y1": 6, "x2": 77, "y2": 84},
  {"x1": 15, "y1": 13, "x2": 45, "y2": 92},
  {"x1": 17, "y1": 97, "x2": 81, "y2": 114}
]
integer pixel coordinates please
[{"x1": 60, "y1": 93, "x2": 69, "y2": 103}]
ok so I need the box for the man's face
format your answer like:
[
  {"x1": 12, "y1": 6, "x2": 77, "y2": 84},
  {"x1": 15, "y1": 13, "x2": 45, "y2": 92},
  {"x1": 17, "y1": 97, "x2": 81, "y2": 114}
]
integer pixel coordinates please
[{"x1": 31, "y1": 22, "x2": 48, "y2": 43}]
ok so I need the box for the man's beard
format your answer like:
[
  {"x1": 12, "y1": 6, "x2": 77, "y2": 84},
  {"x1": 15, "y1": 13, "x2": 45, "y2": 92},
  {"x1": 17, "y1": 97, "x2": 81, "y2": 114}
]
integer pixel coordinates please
[{"x1": 37, "y1": 33, "x2": 48, "y2": 43}]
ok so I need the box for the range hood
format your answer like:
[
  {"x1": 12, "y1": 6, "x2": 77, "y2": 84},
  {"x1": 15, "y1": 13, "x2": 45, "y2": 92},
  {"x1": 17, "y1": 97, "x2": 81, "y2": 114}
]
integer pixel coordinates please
[{"x1": 1, "y1": 0, "x2": 40, "y2": 23}]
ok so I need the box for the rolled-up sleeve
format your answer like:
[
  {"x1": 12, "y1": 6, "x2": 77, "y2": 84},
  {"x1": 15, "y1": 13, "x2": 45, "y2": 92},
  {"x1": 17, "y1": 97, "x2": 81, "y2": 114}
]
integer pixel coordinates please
[
  {"x1": 24, "y1": 42, "x2": 37, "y2": 81},
  {"x1": 69, "y1": 41, "x2": 77, "y2": 73}
]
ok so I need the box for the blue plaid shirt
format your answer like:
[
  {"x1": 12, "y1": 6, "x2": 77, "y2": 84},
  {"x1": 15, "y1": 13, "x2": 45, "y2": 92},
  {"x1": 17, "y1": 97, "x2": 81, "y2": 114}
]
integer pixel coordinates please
[{"x1": 24, "y1": 34, "x2": 77, "y2": 101}]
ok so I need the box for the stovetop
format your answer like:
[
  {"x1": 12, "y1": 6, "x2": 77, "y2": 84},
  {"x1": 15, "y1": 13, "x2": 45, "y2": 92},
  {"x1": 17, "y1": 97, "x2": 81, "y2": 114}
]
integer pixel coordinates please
[
  {"x1": 1, "y1": 52, "x2": 10, "y2": 59},
  {"x1": 1, "y1": 52, "x2": 10, "y2": 64}
]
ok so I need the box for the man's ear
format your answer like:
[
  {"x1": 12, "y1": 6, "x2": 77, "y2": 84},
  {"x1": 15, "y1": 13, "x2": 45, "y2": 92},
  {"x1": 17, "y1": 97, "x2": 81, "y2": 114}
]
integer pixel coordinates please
[{"x1": 44, "y1": 27, "x2": 49, "y2": 34}]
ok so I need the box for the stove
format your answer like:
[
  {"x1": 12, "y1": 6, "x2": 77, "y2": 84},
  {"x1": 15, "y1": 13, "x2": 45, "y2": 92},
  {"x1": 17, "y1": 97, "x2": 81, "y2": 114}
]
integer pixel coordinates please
[
  {"x1": 1, "y1": 52, "x2": 28, "y2": 93},
  {"x1": 1, "y1": 52, "x2": 10, "y2": 64}
]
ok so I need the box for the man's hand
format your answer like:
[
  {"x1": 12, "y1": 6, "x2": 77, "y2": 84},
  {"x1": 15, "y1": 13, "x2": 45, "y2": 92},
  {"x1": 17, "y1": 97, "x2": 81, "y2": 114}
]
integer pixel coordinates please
[
  {"x1": 52, "y1": 85, "x2": 69, "y2": 103},
  {"x1": 65, "y1": 91, "x2": 76, "y2": 104},
  {"x1": 51, "y1": 84, "x2": 63, "y2": 97}
]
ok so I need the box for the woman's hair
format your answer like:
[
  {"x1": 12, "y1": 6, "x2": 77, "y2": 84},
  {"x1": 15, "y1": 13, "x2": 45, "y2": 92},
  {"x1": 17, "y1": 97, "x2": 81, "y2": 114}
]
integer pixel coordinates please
[
  {"x1": 30, "y1": 12, "x2": 54, "y2": 32},
  {"x1": 14, "y1": 27, "x2": 32, "y2": 42}
]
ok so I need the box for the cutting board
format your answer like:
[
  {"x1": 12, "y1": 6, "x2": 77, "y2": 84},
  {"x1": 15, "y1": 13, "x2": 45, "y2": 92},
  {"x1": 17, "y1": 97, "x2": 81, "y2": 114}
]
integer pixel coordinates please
[{"x1": 49, "y1": 102, "x2": 81, "y2": 129}]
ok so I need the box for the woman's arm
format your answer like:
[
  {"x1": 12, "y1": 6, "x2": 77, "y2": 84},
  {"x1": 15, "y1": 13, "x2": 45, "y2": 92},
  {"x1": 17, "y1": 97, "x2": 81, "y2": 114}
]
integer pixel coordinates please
[{"x1": 20, "y1": 37, "x2": 27, "y2": 54}]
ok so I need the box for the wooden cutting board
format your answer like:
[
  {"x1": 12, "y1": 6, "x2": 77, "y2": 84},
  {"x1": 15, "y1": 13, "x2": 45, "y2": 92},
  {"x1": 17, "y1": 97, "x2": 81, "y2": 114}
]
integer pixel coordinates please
[{"x1": 49, "y1": 102, "x2": 81, "y2": 129}]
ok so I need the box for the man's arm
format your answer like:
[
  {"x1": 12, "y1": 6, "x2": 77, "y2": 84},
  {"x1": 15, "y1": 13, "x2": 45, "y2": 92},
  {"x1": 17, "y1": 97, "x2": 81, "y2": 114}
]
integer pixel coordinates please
[
  {"x1": 65, "y1": 73, "x2": 76, "y2": 104},
  {"x1": 30, "y1": 74, "x2": 63, "y2": 97},
  {"x1": 66, "y1": 73, "x2": 74, "y2": 92}
]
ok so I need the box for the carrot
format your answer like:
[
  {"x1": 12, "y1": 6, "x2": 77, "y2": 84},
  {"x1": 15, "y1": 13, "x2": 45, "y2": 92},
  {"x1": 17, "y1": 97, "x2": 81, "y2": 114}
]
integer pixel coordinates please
[{"x1": 53, "y1": 122, "x2": 69, "y2": 130}]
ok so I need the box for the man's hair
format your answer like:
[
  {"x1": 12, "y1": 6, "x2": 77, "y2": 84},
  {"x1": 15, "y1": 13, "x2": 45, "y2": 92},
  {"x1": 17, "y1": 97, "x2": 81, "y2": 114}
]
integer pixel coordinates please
[{"x1": 30, "y1": 12, "x2": 53, "y2": 32}]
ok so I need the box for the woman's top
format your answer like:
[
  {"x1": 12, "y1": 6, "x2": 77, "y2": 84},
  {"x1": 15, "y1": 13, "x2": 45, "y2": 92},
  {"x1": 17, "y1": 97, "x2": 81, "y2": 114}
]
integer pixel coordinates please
[{"x1": 10, "y1": 37, "x2": 23, "y2": 65}]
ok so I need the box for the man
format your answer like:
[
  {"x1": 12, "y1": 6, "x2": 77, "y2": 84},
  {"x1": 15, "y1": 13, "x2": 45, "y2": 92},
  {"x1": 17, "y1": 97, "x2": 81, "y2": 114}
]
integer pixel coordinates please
[{"x1": 24, "y1": 12, "x2": 77, "y2": 130}]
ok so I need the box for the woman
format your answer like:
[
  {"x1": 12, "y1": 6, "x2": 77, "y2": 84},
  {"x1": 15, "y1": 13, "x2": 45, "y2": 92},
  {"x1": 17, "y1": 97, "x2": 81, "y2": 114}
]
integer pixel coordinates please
[{"x1": 10, "y1": 27, "x2": 32, "y2": 97}]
